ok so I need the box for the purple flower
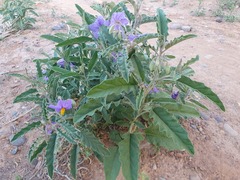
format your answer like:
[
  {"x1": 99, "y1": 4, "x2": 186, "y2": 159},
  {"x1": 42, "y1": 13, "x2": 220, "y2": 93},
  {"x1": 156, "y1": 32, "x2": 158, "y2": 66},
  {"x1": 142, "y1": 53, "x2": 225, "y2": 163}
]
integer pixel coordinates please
[
  {"x1": 89, "y1": 16, "x2": 109, "y2": 39},
  {"x1": 150, "y1": 86, "x2": 160, "y2": 94},
  {"x1": 171, "y1": 91, "x2": 179, "y2": 99},
  {"x1": 48, "y1": 99, "x2": 72, "y2": 115},
  {"x1": 111, "y1": 52, "x2": 123, "y2": 62},
  {"x1": 109, "y1": 12, "x2": 129, "y2": 32},
  {"x1": 128, "y1": 34, "x2": 139, "y2": 42},
  {"x1": 70, "y1": 62, "x2": 75, "y2": 69},
  {"x1": 57, "y1": 58, "x2": 66, "y2": 68},
  {"x1": 43, "y1": 76, "x2": 49, "y2": 81},
  {"x1": 42, "y1": 69, "x2": 47, "y2": 74},
  {"x1": 45, "y1": 124, "x2": 53, "y2": 135}
]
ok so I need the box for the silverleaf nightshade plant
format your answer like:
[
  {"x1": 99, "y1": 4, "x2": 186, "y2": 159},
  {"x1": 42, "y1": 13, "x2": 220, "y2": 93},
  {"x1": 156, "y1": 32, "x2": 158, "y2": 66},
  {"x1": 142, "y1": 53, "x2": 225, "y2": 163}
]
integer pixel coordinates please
[{"x1": 10, "y1": 1, "x2": 225, "y2": 179}]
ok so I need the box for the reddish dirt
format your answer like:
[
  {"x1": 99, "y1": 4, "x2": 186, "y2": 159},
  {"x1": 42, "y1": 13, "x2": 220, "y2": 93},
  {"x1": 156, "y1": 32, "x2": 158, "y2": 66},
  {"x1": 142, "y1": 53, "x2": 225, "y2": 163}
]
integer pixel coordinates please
[{"x1": 0, "y1": 0, "x2": 240, "y2": 179}]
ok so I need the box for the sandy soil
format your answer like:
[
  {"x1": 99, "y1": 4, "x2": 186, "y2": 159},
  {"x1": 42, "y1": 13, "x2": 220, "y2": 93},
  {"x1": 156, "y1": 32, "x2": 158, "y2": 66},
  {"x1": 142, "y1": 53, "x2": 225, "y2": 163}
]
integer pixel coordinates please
[{"x1": 0, "y1": 0, "x2": 240, "y2": 179}]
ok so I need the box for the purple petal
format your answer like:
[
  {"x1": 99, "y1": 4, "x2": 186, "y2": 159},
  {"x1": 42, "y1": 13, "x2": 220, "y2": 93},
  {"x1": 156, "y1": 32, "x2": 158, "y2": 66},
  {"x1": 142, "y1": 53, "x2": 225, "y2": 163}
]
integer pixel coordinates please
[
  {"x1": 45, "y1": 124, "x2": 53, "y2": 135},
  {"x1": 110, "y1": 12, "x2": 129, "y2": 31},
  {"x1": 149, "y1": 86, "x2": 160, "y2": 94},
  {"x1": 42, "y1": 69, "x2": 47, "y2": 74},
  {"x1": 62, "y1": 99, "x2": 72, "y2": 110},
  {"x1": 128, "y1": 34, "x2": 138, "y2": 42},
  {"x1": 43, "y1": 76, "x2": 49, "y2": 81},
  {"x1": 171, "y1": 91, "x2": 179, "y2": 99},
  {"x1": 57, "y1": 58, "x2": 65, "y2": 68}
]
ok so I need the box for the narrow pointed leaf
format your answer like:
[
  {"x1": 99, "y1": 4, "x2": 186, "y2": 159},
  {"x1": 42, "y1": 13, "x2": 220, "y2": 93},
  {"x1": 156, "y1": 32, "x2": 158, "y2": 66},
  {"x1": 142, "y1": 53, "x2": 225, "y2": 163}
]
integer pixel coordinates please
[
  {"x1": 160, "y1": 103, "x2": 200, "y2": 117},
  {"x1": 14, "y1": 88, "x2": 38, "y2": 103},
  {"x1": 87, "y1": 77, "x2": 137, "y2": 98},
  {"x1": 118, "y1": 133, "x2": 142, "y2": 180},
  {"x1": 75, "y1": 4, "x2": 95, "y2": 24},
  {"x1": 164, "y1": 34, "x2": 196, "y2": 52},
  {"x1": 88, "y1": 52, "x2": 98, "y2": 72},
  {"x1": 177, "y1": 76, "x2": 225, "y2": 111},
  {"x1": 130, "y1": 54, "x2": 145, "y2": 81},
  {"x1": 46, "y1": 133, "x2": 57, "y2": 179},
  {"x1": 117, "y1": 48, "x2": 129, "y2": 82},
  {"x1": 11, "y1": 121, "x2": 41, "y2": 142},
  {"x1": 41, "y1": 34, "x2": 63, "y2": 43},
  {"x1": 156, "y1": 8, "x2": 168, "y2": 37},
  {"x1": 29, "y1": 140, "x2": 47, "y2": 162},
  {"x1": 70, "y1": 144, "x2": 80, "y2": 179},
  {"x1": 148, "y1": 107, "x2": 194, "y2": 154},
  {"x1": 57, "y1": 128, "x2": 76, "y2": 144},
  {"x1": 36, "y1": 60, "x2": 43, "y2": 78},
  {"x1": 56, "y1": 36, "x2": 93, "y2": 47},
  {"x1": 103, "y1": 146, "x2": 121, "y2": 180}
]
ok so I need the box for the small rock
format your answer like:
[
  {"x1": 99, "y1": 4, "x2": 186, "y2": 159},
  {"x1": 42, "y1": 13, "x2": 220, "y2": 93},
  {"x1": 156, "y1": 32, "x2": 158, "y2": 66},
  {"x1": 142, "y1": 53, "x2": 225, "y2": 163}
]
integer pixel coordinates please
[
  {"x1": 9, "y1": 135, "x2": 26, "y2": 147},
  {"x1": 216, "y1": 17, "x2": 223, "y2": 23},
  {"x1": 214, "y1": 115, "x2": 223, "y2": 123},
  {"x1": 159, "y1": 177, "x2": 166, "y2": 180},
  {"x1": 200, "y1": 112, "x2": 209, "y2": 120},
  {"x1": 224, "y1": 123, "x2": 238, "y2": 137},
  {"x1": 181, "y1": 26, "x2": 192, "y2": 32},
  {"x1": 190, "y1": 124, "x2": 197, "y2": 129},
  {"x1": 31, "y1": 158, "x2": 38, "y2": 166},
  {"x1": 153, "y1": 163, "x2": 157, "y2": 170},
  {"x1": 189, "y1": 174, "x2": 201, "y2": 180},
  {"x1": 10, "y1": 147, "x2": 18, "y2": 155},
  {"x1": 169, "y1": 23, "x2": 182, "y2": 30},
  {"x1": 175, "y1": 152, "x2": 184, "y2": 158},
  {"x1": 52, "y1": 23, "x2": 66, "y2": 30}
]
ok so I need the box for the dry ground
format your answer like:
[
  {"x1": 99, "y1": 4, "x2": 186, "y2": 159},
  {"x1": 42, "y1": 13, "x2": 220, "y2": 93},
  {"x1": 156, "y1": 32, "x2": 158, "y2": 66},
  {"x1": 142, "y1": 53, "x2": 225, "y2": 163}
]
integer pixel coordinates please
[{"x1": 0, "y1": 0, "x2": 240, "y2": 179}]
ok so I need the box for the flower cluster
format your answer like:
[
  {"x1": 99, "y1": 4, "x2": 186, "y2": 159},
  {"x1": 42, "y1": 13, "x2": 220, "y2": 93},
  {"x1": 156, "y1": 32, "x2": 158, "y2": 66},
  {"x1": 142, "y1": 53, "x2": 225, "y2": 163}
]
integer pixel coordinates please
[{"x1": 89, "y1": 12, "x2": 129, "y2": 39}]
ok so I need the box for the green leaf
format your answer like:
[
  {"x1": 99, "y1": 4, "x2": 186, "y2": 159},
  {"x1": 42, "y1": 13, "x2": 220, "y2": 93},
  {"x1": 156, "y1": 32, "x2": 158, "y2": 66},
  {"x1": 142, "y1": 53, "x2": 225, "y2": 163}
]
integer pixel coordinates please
[
  {"x1": 88, "y1": 52, "x2": 98, "y2": 72},
  {"x1": 159, "y1": 103, "x2": 200, "y2": 117},
  {"x1": 189, "y1": 99, "x2": 208, "y2": 110},
  {"x1": 51, "y1": 66, "x2": 80, "y2": 77},
  {"x1": 103, "y1": 146, "x2": 121, "y2": 180},
  {"x1": 87, "y1": 77, "x2": 137, "y2": 98},
  {"x1": 8, "y1": 73, "x2": 32, "y2": 82},
  {"x1": 29, "y1": 140, "x2": 47, "y2": 162},
  {"x1": 56, "y1": 36, "x2": 93, "y2": 47},
  {"x1": 46, "y1": 133, "x2": 57, "y2": 179},
  {"x1": 41, "y1": 34, "x2": 63, "y2": 43},
  {"x1": 118, "y1": 133, "x2": 142, "y2": 180},
  {"x1": 148, "y1": 107, "x2": 194, "y2": 154},
  {"x1": 117, "y1": 48, "x2": 129, "y2": 82},
  {"x1": 134, "y1": 33, "x2": 160, "y2": 44},
  {"x1": 36, "y1": 60, "x2": 42, "y2": 78},
  {"x1": 73, "y1": 98, "x2": 103, "y2": 123},
  {"x1": 182, "y1": 55, "x2": 199, "y2": 68},
  {"x1": 57, "y1": 128, "x2": 76, "y2": 144},
  {"x1": 156, "y1": 8, "x2": 168, "y2": 37},
  {"x1": 101, "y1": 43, "x2": 122, "y2": 57},
  {"x1": 75, "y1": 4, "x2": 95, "y2": 24},
  {"x1": 61, "y1": 123, "x2": 108, "y2": 156},
  {"x1": 130, "y1": 54, "x2": 145, "y2": 81},
  {"x1": 14, "y1": 88, "x2": 38, "y2": 103},
  {"x1": 70, "y1": 144, "x2": 80, "y2": 179},
  {"x1": 164, "y1": 34, "x2": 196, "y2": 52},
  {"x1": 139, "y1": 14, "x2": 156, "y2": 25},
  {"x1": 11, "y1": 121, "x2": 41, "y2": 142},
  {"x1": 177, "y1": 76, "x2": 225, "y2": 111}
]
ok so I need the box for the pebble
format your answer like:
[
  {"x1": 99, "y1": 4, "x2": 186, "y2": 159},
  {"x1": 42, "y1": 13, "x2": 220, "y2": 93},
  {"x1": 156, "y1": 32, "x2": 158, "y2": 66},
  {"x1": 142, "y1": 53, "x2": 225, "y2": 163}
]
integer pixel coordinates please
[
  {"x1": 190, "y1": 124, "x2": 197, "y2": 129},
  {"x1": 52, "y1": 23, "x2": 66, "y2": 30},
  {"x1": 200, "y1": 112, "x2": 209, "y2": 120},
  {"x1": 31, "y1": 158, "x2": 38, "y2": 166},
  {"x1": 153, "y1": 163, "x2": 157, "y2": 170},
  {"x1": 181, "y1": 26, "x2": 192, "y2": 32},
  {"x1": 10, "y1": 147, "x2": 18, "y2": 155},
  {"x1": 9, "y1": 135, "x2": 26, "y2": 147},
  {"x1": 224, "y1": 123, "x2": 238, "y2": 137},
  {"x1": 216, "y1": 17, "x2": 223, "y2": 23},
  {"x1": 189, "y1": 174, "x2": 201, "y2": 180},
  {"x1": 214, "y1": 115, "x2": 223, "y2": 123},
  {"x1": 169, "y1": 23, "x2": 182, "y2": 30}
]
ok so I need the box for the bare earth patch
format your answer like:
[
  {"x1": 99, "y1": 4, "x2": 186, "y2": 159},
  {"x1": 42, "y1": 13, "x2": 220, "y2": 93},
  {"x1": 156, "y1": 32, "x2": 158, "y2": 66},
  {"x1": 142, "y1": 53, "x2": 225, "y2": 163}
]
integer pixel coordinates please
[{"x1": 0, "y1": 0, "x2": 239, "y2": 179}]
